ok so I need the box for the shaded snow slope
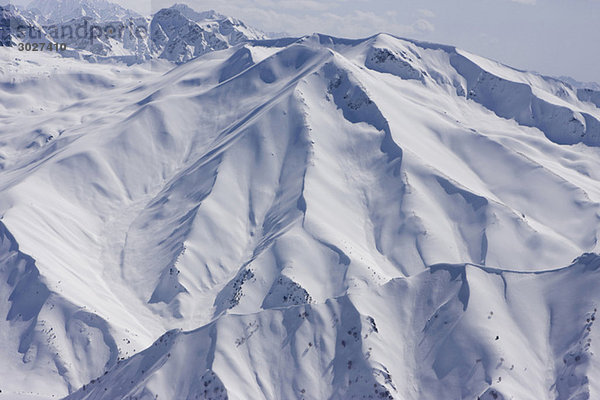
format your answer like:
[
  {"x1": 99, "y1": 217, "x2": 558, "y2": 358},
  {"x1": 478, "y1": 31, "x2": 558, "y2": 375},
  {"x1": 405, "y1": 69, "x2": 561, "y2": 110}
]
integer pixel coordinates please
[
  {"x1": 66, "y1": 254, "x2": 600, "y2": 400},
  {"x1": 1, "y1": 32, "x2": 600, "y2": 398},
  {"x1": 0, "y1": 221, "x2": 121, "y2": 398}
]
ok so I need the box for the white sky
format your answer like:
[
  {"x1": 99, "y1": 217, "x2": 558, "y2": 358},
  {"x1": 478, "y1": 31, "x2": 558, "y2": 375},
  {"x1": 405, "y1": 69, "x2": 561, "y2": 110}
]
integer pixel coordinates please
[{"x1": 15, "y1": 0, "x2": 600, "y2": 82}]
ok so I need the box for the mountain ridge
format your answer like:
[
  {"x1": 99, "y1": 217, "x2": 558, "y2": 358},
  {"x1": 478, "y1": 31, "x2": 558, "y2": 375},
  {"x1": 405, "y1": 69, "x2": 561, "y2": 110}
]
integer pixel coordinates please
[{"x1": 1, "y1": 0, "x2": 598, "y2": 92}]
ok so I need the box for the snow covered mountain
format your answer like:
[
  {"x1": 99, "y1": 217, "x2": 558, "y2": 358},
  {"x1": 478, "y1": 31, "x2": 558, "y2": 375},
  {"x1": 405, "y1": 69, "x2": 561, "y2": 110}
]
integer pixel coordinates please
[
  {"x1": 27, "y1": 0, "x2": 141, "y2": 24},
  {"x1": 1, "y1": 2, "x2": 268, "y2": 64},
  {"x1": 0, "y1": 3, "x2": 53, "y2": 46},
  {"x1": 2, "y1": 25, "x2": 600, "y2": 400},
  {"x1": 150, "y1": 4, "x2": 267, "y2": 63}
]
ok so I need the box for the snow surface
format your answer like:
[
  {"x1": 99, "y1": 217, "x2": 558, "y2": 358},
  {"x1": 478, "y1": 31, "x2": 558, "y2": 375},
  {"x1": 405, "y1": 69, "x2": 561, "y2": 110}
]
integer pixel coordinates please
[{"x1": 1, "y1": 18, "x2": 600, "y2": 400}]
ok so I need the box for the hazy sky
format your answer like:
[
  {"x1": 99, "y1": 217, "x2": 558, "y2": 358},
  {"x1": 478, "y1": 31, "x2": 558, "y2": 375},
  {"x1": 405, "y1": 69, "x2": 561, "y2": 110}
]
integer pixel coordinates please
[{"x1": 15, "y1": 0, "x2": 600, "y2": 82}]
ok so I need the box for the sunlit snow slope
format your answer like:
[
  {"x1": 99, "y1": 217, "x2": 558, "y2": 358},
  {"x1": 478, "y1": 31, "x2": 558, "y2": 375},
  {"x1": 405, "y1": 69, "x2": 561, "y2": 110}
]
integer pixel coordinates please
[{"x1": 1, "y1": 32, "x2": 600, "y2": 399}]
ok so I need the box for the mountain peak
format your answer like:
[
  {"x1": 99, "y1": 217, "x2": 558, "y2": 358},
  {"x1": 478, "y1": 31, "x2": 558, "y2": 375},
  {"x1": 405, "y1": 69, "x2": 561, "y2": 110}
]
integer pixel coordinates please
[
  {"x1": 168, "y1": 3, "x2": 226, "y2": 21},
  {"x1": 150, "y1": 4, "x2": 267, "y2": 63},
  {"x1": 27, "y1": 0, "x2": 141, "y2": 23}
]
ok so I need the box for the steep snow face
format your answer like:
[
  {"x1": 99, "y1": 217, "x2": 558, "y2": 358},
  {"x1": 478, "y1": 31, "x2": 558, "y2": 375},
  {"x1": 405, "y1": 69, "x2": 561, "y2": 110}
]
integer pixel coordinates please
[
  {"x1": 356, "y1": 34, "x2": 600, "y2": 146},
  {"x1": 27, "y1": 0, "x2": 141, "y2": 24},
  {"x1": 1, "y1": 32, "x2": 600, "y2": 398}
]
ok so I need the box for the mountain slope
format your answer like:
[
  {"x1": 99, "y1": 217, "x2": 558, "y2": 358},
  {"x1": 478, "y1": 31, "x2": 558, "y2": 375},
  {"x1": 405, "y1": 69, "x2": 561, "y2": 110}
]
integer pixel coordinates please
[
  {"x1": 1, "y1": 32, "x2": 600, "y2": 398},
  {"x1": 0, "y1": 220, "x2": 121, "y2": 398},
  {"x1": 66, "y1": 254, "x2": 600, "y2": 400}
]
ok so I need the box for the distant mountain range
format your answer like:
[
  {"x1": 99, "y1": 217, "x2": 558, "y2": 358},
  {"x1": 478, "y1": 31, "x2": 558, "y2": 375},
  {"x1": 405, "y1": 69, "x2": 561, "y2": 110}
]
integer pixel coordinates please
[
  {"x1": 28, "y1": 0, "x2": 141, "y2": 23},
  {"x1": 1, "y1": 1, "x2": 267, "y2": 63}
]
